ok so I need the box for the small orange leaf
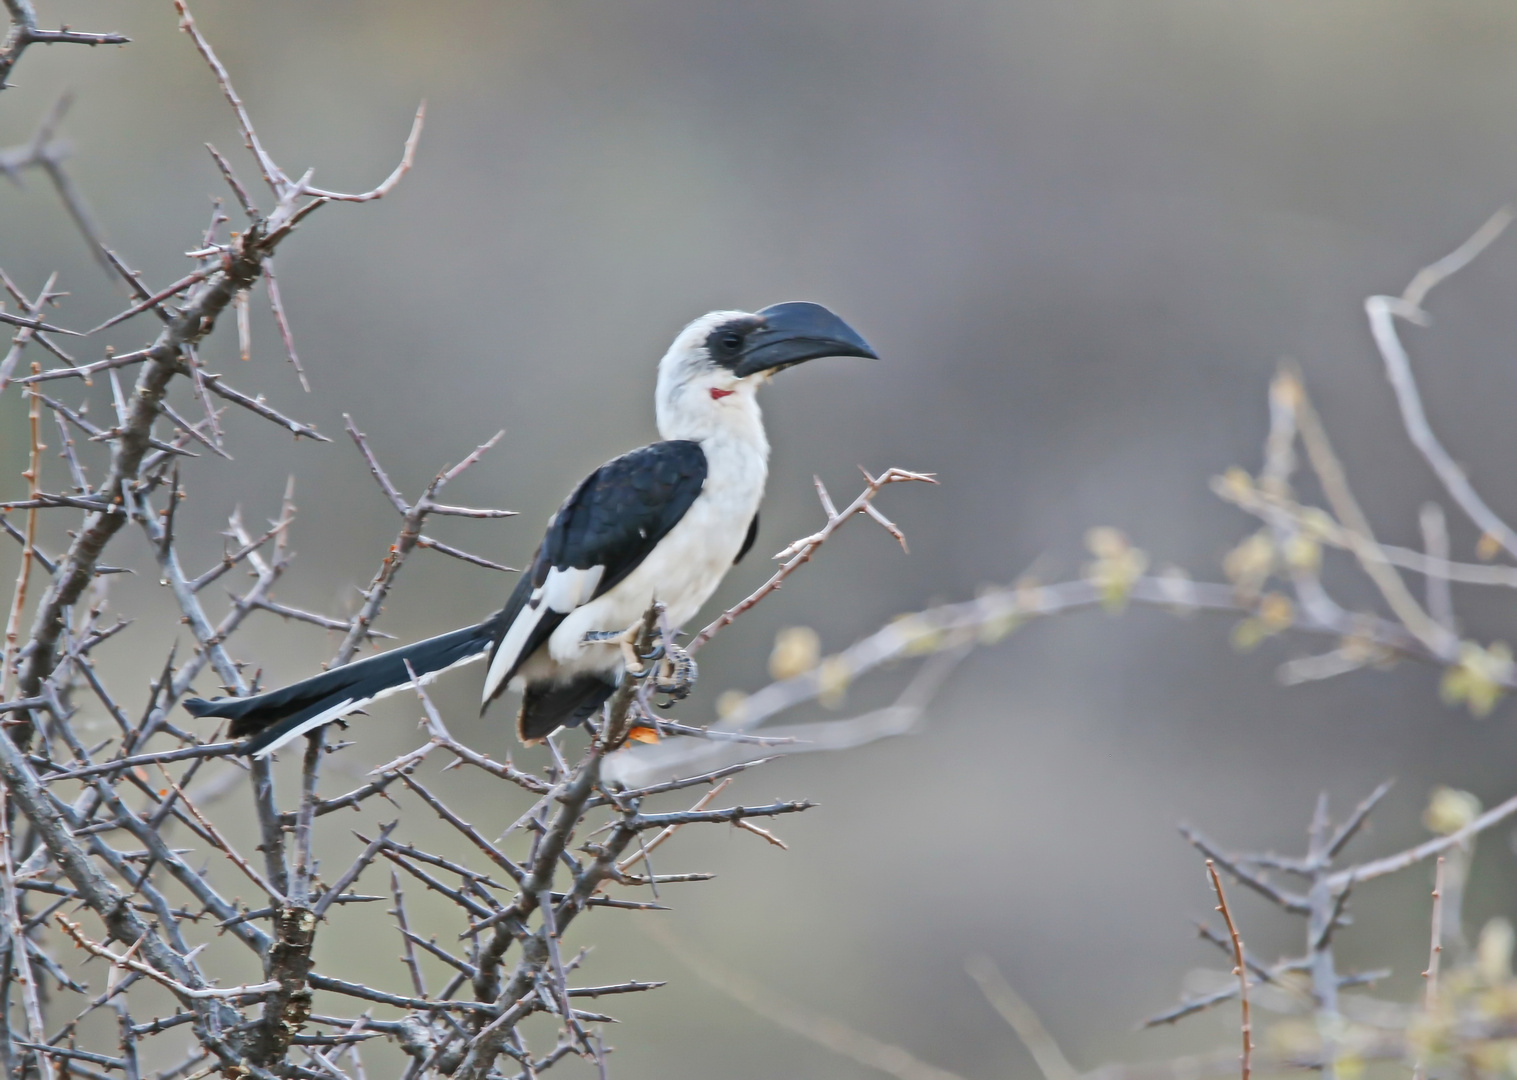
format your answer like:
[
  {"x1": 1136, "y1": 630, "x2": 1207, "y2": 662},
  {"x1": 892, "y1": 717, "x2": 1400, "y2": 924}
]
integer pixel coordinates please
[{"x1": 626, "y1": 725, "x2": 661, "y2": 744}]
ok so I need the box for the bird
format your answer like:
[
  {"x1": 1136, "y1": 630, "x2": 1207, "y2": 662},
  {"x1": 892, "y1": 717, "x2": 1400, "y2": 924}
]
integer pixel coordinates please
[{"x1": 183, "y1": 302, "x2": 877, "y2": 757}]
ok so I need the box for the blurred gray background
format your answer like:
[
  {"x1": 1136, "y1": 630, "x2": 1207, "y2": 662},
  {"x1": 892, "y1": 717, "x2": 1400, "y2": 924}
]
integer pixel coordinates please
[{"x1": 6, "y1": 1, "x2": 1517, "y2": 1076}]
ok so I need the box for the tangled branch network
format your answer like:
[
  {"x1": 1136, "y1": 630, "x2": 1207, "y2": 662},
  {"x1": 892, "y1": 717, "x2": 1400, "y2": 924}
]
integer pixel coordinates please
[
  {"x1": 0, "y1": 6, "x2": 942, "y2": 1077},
  {"x1": 9, "y1": 2, "x2": 1517, "y2": 1078}
]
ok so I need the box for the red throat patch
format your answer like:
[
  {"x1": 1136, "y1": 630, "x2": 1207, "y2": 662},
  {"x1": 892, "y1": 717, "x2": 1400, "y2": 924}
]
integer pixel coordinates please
[{"x1": 709, "y1": 388, "x2": 735, "y2": 400}]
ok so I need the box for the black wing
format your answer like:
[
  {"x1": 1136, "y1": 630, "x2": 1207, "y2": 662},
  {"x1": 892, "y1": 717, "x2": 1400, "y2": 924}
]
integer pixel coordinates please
[
  {"x1": 735, "y1": 512, "x2": 759, "y2": 564},
  {"x1": 480, "y1": 439, "x2": 708, "y2": 704}
]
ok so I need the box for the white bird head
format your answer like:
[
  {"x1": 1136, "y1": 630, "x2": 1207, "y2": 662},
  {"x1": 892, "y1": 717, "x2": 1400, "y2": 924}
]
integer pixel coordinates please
[{"x1": 655, "y1": 302, "x2": 877, "y2": 442}]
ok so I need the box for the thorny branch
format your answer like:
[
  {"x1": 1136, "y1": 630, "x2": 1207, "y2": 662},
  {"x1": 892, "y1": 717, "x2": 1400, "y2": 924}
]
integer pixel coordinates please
[
  {"x1": 9, "y1": 3, "x2": 1514, "y2": 1079},
  {"x1": 1205, "y1": 861, "x2": 1251, "y2": 1080},
  {"x1": 0, "y1": 96, "x2": 114, "y2": 279},
  {"x1": 688, "y1": 467, "x2": 934, "y2": 654},
  {"x1": 1411, "y1": 857, "x2": 1446, "y2": 1080},
  {"x1": 1, "y1": 4, "x2": 129, "y2": 94},
  {"x1": 335, "y1": 419, "x2": 512, "y2": 666},
  {"x1": 0, "y1": 11, "x2": 893, "y2": 1066},
  {"x1": 6, "y1": 2, "x2": 424, "y2": 748}
]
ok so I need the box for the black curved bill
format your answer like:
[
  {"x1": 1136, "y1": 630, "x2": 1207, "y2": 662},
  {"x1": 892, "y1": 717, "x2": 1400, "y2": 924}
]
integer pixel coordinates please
[{"x1": 732, "y1": 301, "x2": 879, "y2": 377}]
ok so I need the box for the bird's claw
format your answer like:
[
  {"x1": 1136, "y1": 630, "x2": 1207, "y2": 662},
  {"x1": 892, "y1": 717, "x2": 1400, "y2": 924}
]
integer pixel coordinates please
[
  {"x1": 652, "y1": 644, "x2": 697, "y2": 701},
  {"x1": 607, "y1": 613, "x2": 696, "y2": 702},
  {"x1": 613, "y1": 622, "x2": 667, "y2": 675}
]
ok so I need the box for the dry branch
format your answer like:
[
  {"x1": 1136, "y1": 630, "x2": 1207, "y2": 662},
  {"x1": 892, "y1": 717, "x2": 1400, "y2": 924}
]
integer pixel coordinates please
[
  {"x1": 1205, "y1": 862, "x2": 1252, "y2": 1080},
  {"x1": 965, "y1": 956, "x2": 1079, "y2": 1080},
  {"x1": 1, "y1": 2, "x2": 128, "y2": 91},
  {"x1": 689, "y1": 467, "x2": 934, "y2": 653}
]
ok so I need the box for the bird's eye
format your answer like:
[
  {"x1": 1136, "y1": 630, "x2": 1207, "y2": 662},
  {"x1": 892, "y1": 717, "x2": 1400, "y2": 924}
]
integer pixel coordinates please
[{"x1": 719, "y1": 332, "x2": 742, "y2": 351}]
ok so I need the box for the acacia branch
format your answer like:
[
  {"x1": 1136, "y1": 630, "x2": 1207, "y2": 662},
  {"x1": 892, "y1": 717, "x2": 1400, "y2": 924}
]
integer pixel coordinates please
[
  {"x1": 1206, "y1": 862, "x2": 1252, "y2": 1080},
  {"x1": 1366, "y1": 209, "x2": 1517, "y2": 561},
  {"x1": 0, "y1": 270, "x2": 63, "y2": 391},
  {"x1": 688, "y1": 467, "x2": 934, "y2": 653},
  {"x1": 11, "y1": 8, "x2": 422, "y2": 734},
  {"x1": 1, "y1": 8, "x2": 128, "y2": 91},
  {"x1": 333, "y1": 421, "x2": 508, "y2": 664},
  {"x1": 1, "y1": 373, "x2": 42, "y2": 701},
  {"x1": 0, "y1": 96, "x2": 112, "y2": 271}
]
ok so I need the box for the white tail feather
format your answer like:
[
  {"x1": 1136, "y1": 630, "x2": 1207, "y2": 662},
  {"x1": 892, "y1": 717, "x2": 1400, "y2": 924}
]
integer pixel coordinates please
[
  {"x1": 250, "y1": 650, "x2": 489, "y2": 758},
  {"x1": 483, "y1": 602, "x2": 547, "y2": 704}
]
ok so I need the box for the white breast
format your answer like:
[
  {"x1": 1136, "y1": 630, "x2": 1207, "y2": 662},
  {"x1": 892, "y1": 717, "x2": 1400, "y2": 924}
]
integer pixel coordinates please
[{"x1": 542, "y1": 424, "x2": 768, "y2": 677}]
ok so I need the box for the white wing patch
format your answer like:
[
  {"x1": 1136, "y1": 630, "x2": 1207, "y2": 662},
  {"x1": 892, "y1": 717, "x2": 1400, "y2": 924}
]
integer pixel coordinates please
[
  {"x1": 483, "y1": 598, "x2": 548, "y2": 704},
  {"x1": 541, "y1": 565, "x2": 604, "y2": 612},
  {"x1": 481, "y1": 566, "x2": 606, "y2": 704}
]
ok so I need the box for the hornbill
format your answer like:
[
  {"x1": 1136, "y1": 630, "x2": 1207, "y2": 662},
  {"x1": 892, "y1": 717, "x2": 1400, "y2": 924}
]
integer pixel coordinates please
[{"x1": 184, "y1": 302, "x2": 877, "y2": 757}]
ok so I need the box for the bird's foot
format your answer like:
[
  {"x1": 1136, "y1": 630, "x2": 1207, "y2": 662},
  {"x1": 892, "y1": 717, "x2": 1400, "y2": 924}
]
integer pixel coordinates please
[
  {"x1": 584, "y1": 623, "x2": 657, "y2": 673},
  {"x1": 652, "y1": 644, "x2": 698, "y2": 701},
  {"x1": 618, "y1": 622, "x2": 648, "y2": 675},
  {"x1": 590, "y1": 617, "x2": 687, "y2": 689}
]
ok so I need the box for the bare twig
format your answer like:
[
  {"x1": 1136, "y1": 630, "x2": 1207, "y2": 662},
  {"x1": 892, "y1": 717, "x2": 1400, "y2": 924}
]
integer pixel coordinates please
[
  {"x1": 1419, "y1": 504, "x2": 1455, "y2": 634},
  {"x1": 416, "y1": 535, "x2": 516, "y2": 572},
  {"x1": 0, "y1": 97, "x2": 113, "y2": 271},
  {"x1": 1411, "y1": 857, "x2": 1447, "y2": 1080},
  {"x1": 689, "y1": 468, "x2": 935, "y2": 652},
  {"x1": 197, "y1": 372, "x2": 328, "y2": 441},
  {"x1": 171, "y1": 0, "x2": 287, "y2": 194},
  {"x1": 965, "y1": 956, "x2": 1078, "y2": 1080},
  {"x1": 332, "y1": 421, "x2": 507, "y2": 664},
  {"x1": 299, "y1": 104, "x2": 426, "y2": 203},
  {"x1": 262, "y1": 258, "x2": 309, "y2": 390},
  {"x1": 1288, "y1": 373, "x2": 1456, "y2": 660},
  {"x1": 0, "y1": 271, "x2": 61, "y2": 391},
  {"x1": 616, "y1": 778, "x2": 732, "y2": 875},
  {"x1": 1, "y1": 373, "x2": 42, "y2": 700},
  {"x1": 1326, "y1": 792, "x2": 1517, "y2": 888},
  {"x1": 1217, "y1": 475, "x2": 1517, "y2": 590},
  {"x1": 1206, "y1": 861, "x2": 1251, "y2": 1080},
  {"x1": 1366, "y1": 209, "x2": 1517, "y2": 561},
  {"x1": 0, "y1": 4, "x2": 128, "y2": 91},
  {"x1": 390, "y1": 870, "x2": 427, "y2": 999},
  {"x1": 205, "y1": 142, "x2": 258, "y2": 221},
  {"x1": 85, "y1": 268, "x2": 214, "y2": 335},
  {"x1": 56, "y1": 916, "x2": 277, "y2": 1001},
  {"x1": 1, "y1": 789, "x2": 54, "y2": 1080}
]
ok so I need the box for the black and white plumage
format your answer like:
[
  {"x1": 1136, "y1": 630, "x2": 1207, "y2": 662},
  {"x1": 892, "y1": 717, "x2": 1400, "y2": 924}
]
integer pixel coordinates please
[{"x1": 184, "y1": 301, "x2": 877, "y2": 756}]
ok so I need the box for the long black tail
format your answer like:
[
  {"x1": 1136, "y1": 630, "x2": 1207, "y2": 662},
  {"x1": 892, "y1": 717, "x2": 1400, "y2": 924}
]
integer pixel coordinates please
[{"x1": 183, "y1": 619, "x2": 499, "y2": 758}]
